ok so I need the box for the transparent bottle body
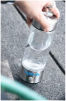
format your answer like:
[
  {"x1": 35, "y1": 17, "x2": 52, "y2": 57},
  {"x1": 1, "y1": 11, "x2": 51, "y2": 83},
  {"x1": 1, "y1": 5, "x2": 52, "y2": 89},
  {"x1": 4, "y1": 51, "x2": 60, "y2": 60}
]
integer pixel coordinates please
[{"x1": 22, "y1": 25, "x2": 55, "y2": 71}]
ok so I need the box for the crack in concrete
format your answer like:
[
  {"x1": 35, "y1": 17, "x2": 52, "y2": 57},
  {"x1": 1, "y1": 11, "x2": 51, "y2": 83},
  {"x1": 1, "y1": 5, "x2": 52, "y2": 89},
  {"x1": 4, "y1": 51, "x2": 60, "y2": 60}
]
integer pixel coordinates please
[{"x1": 49, "y1": 51, "x2": 65, "y2": 75}]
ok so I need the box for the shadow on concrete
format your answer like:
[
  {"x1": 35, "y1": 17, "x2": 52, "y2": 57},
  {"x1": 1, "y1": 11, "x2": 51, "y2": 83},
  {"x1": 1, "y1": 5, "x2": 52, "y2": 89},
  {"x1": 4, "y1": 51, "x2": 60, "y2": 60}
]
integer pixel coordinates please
[
  {"x1": 58, "y1": 94, "x2": 66, "y2": 101},
  {"x1": 62, "y1": 0, "x2": 66, "y2": 3}
]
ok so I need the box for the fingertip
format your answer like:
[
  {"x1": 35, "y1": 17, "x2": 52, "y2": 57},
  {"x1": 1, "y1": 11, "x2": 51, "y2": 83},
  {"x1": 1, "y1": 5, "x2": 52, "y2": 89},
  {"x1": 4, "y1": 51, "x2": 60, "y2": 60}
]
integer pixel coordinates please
[
  {"x1": 49, "y1": 6, "x2": 60, "y2": 20},
  {"x1": 27, "y1": 17, "x2": 32, "y2": 26},
  {"x1": 43, "y1": 26, "x2": 50, "y2": 32},
  {"x1": 58, "y1": 10, "x2": 60, "y2": 19}
]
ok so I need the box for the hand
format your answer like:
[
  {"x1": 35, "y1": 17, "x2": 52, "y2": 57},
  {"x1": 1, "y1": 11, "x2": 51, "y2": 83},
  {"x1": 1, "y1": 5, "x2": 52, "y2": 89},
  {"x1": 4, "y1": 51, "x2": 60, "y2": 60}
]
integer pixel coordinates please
[{"x1": 15, "y1": 0, "x2": 60, "y2": 32}]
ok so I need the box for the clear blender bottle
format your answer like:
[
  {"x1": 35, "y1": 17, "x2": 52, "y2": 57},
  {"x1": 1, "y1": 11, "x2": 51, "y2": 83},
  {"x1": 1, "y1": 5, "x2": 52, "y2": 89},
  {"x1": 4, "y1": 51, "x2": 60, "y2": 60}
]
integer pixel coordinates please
[{"x1": 20, "y1": 12, "x2": 58, "y2": 83}]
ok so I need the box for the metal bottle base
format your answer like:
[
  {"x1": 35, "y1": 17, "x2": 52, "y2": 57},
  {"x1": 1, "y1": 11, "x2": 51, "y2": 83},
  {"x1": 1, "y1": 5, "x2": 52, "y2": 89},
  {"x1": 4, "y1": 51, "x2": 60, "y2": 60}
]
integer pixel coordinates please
[{"x1": 20, "y1": 65, "x2": 44, "y2": 83}]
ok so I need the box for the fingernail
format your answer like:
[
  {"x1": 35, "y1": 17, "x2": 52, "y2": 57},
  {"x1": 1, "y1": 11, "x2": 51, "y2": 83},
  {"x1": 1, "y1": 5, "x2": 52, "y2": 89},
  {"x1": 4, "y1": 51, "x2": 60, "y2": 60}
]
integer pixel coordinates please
[
  {"x1": 27, "y1": 24, "x2": 31, "y2": 28},
  {"x1": 44, "y1": 27, "x2": 50, "y2": 32}
]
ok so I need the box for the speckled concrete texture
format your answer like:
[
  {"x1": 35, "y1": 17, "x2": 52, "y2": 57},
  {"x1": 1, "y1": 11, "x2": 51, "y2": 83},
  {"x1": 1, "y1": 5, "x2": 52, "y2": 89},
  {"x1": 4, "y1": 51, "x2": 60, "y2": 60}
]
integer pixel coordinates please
[
  {"x1": 1, "y1": 1, "x2": 65, "y2": 100},
  {"x1": 50, "y1": 1, "x2": 65, "y2": 69}
]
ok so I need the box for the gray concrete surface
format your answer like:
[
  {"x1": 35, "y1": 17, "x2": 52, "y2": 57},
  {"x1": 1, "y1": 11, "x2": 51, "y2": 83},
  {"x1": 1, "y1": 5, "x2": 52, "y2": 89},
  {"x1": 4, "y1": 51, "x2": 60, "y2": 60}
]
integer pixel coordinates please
[
  {"x1": 1, "y1": 4, "x2": 29, "y2": 100},
  {"x1": 50, "y1": 1, "x2": 65, "y2": 69},
  {"x1": 1, "y1": 1, "x2": 65, "y2": 100}
]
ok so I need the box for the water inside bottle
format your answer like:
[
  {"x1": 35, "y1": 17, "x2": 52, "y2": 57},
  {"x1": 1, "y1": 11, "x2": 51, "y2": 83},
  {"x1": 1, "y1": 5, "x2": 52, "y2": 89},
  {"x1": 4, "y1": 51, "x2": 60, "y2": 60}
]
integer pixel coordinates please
[
  {"x1": 22, "y1": 41, "x2": 51, "y2": 71},
  {"x1": 22, "y1": 28, "x2": 54, "y2": 71}
]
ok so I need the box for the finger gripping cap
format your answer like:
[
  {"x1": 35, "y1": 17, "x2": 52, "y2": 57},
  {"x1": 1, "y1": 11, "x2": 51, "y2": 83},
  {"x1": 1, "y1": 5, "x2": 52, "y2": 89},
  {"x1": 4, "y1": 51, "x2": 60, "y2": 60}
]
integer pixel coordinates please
[{"x1": 32, "y1": 11, "x2": 58, "y2": 32}]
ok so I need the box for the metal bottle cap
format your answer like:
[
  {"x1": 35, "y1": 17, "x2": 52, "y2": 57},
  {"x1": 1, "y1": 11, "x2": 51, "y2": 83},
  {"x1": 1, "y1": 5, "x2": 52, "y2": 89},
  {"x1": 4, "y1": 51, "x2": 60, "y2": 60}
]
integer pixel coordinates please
[{"x1": 32, "y1": 11, "x2": 58, "y2": 31}]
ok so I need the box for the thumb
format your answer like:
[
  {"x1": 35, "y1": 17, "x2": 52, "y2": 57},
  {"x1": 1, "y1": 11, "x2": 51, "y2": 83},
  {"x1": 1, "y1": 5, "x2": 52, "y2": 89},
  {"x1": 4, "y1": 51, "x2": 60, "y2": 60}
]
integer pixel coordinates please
[{"x1": 27, "y1": 17, "x2": 33, "y2": 26}]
